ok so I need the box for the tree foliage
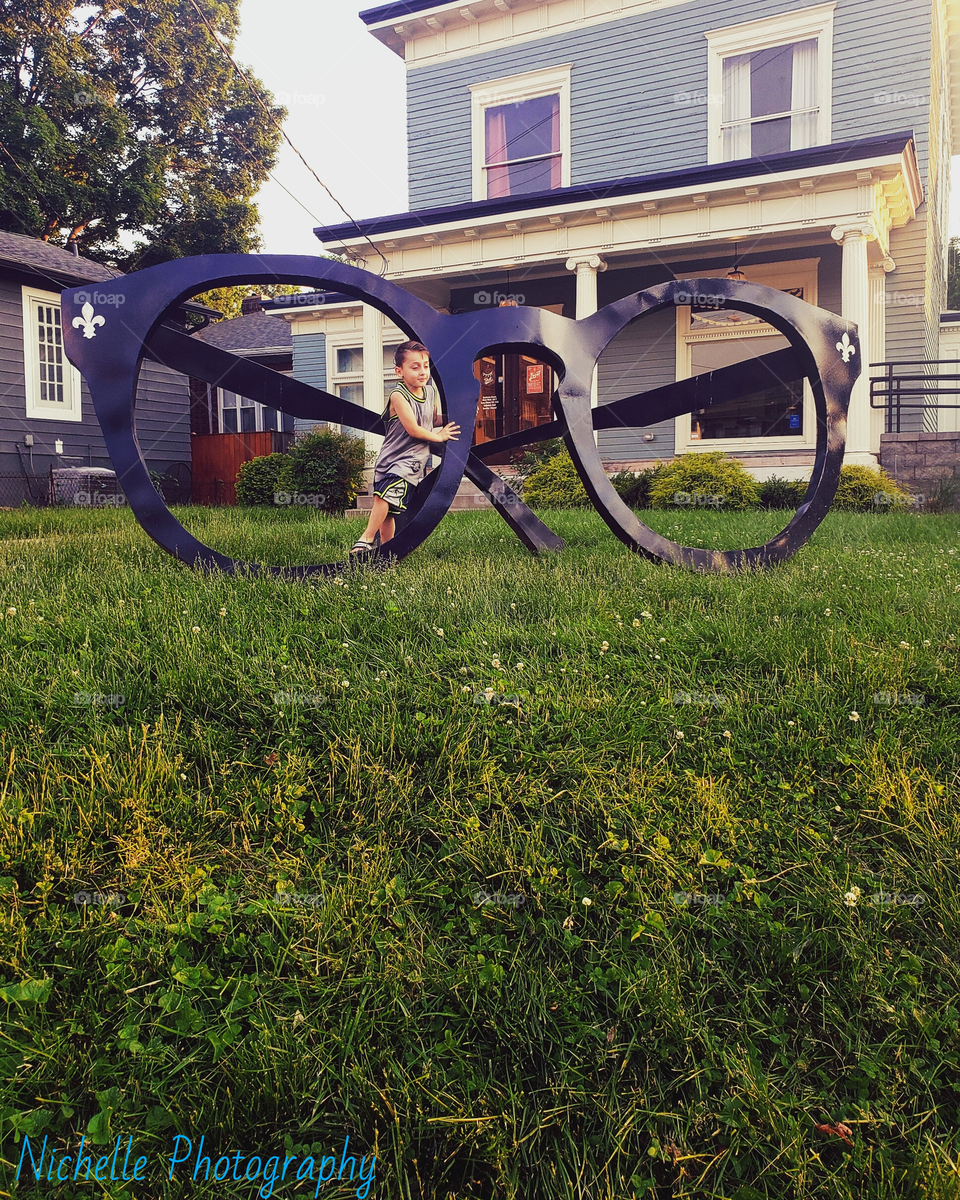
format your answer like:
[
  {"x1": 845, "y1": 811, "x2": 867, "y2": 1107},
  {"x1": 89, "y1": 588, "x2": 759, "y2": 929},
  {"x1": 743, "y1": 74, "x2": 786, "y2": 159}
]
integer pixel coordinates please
[{"x1": 0, "y1": 0, "x2": 284, "y2": 268}]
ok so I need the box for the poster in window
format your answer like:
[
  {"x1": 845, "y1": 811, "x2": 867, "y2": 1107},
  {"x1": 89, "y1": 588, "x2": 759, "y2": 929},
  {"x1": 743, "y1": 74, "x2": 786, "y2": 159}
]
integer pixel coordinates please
[{"x1": 526, "y1": 363, "x2": 544, "y2": 393}]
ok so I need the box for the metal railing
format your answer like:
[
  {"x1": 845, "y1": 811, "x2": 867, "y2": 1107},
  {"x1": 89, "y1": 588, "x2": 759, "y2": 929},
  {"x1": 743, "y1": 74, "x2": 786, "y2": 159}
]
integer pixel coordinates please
[{"x1": 870, "y1": 360, "x2": 960, "y2": 433}]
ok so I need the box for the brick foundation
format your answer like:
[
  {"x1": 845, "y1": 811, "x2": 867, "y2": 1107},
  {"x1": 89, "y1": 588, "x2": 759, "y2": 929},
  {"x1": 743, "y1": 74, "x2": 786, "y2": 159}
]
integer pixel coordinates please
[{"x1": 880, "y1": 433, "x2": 960, "y2": 492}]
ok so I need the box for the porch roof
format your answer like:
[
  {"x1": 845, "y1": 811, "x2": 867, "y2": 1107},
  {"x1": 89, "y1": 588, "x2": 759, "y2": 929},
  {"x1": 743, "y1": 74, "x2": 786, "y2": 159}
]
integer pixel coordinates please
[{"x1": 314, "y1": 132, "x2": 918, "y2": 247}]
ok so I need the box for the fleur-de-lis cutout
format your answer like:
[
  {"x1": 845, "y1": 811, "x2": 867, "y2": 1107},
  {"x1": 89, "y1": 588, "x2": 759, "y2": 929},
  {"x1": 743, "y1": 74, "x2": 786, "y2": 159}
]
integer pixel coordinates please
[
  {"x1": 836, "y1": 331, "x2": 856, "y2": 363},
  {"x1": 72, "y1": 301, "x2": 105, "y2": 339}
]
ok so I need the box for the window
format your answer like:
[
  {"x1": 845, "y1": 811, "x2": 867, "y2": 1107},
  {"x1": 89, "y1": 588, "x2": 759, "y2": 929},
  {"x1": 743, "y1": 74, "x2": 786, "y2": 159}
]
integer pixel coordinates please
[
  {"x1": 218, "y1": 388, "x2": 289, "y2": 434},
  {"x1": 22, "y1": 287, "x2": 82, "y2": 421},
  {"x1": 705, "y1": 5, "x2": 834, "y2": 163},
  {"x1": 675, "y1": 260, "x2": 819, "y2": 453},
  {"x1": 470, "y1": 65, "x2": 572, "y2": 201}
]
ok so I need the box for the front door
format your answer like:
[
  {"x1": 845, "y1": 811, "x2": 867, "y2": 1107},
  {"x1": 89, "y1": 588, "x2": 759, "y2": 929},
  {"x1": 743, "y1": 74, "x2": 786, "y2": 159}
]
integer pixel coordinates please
[{"x1": 473, "y1": 353, "x2": 554, "y2": 465}]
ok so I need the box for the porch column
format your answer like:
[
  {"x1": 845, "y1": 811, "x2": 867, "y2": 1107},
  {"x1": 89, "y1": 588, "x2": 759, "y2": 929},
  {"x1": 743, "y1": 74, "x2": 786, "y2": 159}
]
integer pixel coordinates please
[
  {"x1": 831, "y1": 223, "x2": 877, "y2": 465},
  {"x1": 868, "y1": 258, "x2": 895, "y2": 452},
  {"x1": 361, "y1": 304, "x2": 384, "y2": 480},
  {"x1": 566, "y1": 254, "x2": 607, "y2": 421}
]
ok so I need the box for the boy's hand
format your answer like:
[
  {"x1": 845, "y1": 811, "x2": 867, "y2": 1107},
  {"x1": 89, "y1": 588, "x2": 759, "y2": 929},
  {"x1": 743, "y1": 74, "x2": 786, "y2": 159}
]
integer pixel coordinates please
[{"x1": 435, "y1": 422, "x2": 460, "y2": 442}]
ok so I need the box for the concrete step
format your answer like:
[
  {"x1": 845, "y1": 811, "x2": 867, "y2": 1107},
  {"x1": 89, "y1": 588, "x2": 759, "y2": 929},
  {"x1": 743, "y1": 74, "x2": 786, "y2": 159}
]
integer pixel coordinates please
[{"x1": 346, "y1": 475, "x2": 502, "y2": 517}]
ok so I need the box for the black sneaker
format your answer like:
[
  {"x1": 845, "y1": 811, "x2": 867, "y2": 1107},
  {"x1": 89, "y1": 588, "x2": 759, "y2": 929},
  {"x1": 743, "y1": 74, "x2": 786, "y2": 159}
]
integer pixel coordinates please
[{"x1": 350, "y1": 539, "x2": 376, "y2": 556}]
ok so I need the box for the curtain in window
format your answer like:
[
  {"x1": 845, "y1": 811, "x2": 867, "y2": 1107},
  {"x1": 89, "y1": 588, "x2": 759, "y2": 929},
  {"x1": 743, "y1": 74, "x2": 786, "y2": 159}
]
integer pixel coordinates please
[
  {"x1": 550, "y1": 95, "x2": 561, "y2": 188},
  {"x1": 790, "y1": 39, "x2": 818, "y2": 149},
  {"x1": 485, "y1": 106, "x2": 510, "y2": 198},
  {"x1": 722, "y1": 54, "x2": 752, "y2": 160}
]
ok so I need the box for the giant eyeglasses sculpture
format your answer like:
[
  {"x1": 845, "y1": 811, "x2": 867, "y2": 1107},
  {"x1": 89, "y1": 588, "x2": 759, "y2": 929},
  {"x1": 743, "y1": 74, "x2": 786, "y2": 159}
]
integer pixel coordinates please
[{"x1": 62, "y1": 254, "x2": 859, "y2": 577}]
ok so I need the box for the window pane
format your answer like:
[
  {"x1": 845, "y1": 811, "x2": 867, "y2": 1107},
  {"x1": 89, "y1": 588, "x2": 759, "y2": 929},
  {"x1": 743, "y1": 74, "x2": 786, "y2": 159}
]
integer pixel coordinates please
[
  {"x1": 221, "y1": 390, "x2": 238, "y2": 408},
  {"x1": 338, "y1": 383, "x2": 364, "y2": 406},
  {"x1": 751, "y1": 115, "x2": 792, "y2": 156},
  {"x1": 240, "y1": 406, "x2": 256, "y2": 433},
  {"x1": 35, "y1": 301, "x2": 65, "y2": 404},
  {"x1": 222, "y1": 407, "x2": 238, "y2": 433},
  {"x1": 750, "y1": 43, "x2": 794, "y2": 118},
  {"x1": 689, "y1": 336, "x2": 804, "y2": 439},
  {"x1": 383, "y1": 345, "x2": 401, "y2": 371},
  {"x1": 337, "y1": 347, "x2": 363, "y2": 375},
  {"x1": 485, "y1": 94, "x2": 559, "y2": 164},
  {"x1": 261, "y1": 407, "x2": 279, "y2": 431}
]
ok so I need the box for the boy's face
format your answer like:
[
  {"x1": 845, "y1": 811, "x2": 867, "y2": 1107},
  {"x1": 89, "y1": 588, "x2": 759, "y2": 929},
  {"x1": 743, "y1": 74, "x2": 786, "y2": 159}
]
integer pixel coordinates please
[{"x1": 396, "y1": 351, "x2": 430, "y2": 390}]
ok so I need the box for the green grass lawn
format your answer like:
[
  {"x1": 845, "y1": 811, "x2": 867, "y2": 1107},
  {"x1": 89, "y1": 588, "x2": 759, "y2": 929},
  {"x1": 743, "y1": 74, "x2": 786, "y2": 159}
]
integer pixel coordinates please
[{"x1": 1, "y1": 505, "x2": 959, "y2": 1200}]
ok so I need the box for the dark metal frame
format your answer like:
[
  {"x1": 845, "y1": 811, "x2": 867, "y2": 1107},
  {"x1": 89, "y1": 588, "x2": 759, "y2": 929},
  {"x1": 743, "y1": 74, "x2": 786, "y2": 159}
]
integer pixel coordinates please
[
  {"x1": 61, "y1": 254, "x2": 859, "y2": 576},
  {"x1": 869, "y1": 360, "x2": 960, "y2": 434}
]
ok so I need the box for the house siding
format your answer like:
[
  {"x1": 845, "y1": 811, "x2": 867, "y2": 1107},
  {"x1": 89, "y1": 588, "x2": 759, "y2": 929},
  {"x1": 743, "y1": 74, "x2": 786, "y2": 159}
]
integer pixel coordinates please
[
  {"x1": 291, "y1": 332, "x2": 327, "y2": 432},
  {"x1": 406, "y1": 0, "x2": 933, "y2": 211}
]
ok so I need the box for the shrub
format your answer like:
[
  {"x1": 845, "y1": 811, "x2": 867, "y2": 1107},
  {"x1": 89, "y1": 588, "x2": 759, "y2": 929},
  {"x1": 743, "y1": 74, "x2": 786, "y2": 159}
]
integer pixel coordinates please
[
  {"x1": 513, "y1": 438, "x2": 565, "y2": 483},
  {"x1": 648, "y1": 452, "x2": 761, "y2": 511},
  {"x1": 758, "y1": 476, "x2": 809, "y2": 510},
  {"x1": 610, "y1": 466, "x2": 662, "y2": 509},
  {"x1": 832, "y1": 464, "x2": 913, "y2": 512},
  {"x1": 236, "y1": 454, "x2": 289, "y2": 507},
  {"x1": 523, "y1": 449, "x2": 590, "y2": 509},
  {"x1": 282, "y1": 428, "x2": 370, "y2": 516}
]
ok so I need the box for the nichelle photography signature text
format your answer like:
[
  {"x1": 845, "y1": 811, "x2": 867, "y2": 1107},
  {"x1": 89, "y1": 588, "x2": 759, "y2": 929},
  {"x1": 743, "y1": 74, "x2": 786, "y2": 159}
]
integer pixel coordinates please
[{"x1": 14, "y1": 1133, "x2": 377, "y2": 1198}]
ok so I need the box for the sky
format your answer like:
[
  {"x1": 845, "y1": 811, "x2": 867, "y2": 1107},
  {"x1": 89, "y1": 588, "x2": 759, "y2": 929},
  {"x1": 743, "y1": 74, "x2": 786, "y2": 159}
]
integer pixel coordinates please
[{"x1": 234, "y1": 0, "x2": 960, "y2": 255}]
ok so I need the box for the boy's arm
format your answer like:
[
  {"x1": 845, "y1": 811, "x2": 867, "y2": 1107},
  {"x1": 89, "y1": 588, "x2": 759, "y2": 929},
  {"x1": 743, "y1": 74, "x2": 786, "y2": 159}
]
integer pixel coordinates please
[{"x1": 390, "y1": 391, "x2": 459, "y2": 443}]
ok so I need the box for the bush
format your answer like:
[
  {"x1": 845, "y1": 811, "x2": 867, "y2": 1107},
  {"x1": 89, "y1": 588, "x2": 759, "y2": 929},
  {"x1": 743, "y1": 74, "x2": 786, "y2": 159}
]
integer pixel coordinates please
[
  {"x1": 523, "y1": 449, "x2": 590, "y2": 509},
  {"x1": 610, "y1": 466, "x2": 662, "y2": 509},
  {"x1": 235, "y1": 454, "x2": 289, "y2": 507},
  {"x1": 648, "y1": 452, "x2": 761, "y2": 511},
  {"x1": 832, "y1": 464, "x2": 913, "y2": 512},
  {"x1": 282, "y1": 428, "x2": 370, "y2": 516},
  {"x1": 758, "y1": 476, "x2": 809, "y2": 510}
]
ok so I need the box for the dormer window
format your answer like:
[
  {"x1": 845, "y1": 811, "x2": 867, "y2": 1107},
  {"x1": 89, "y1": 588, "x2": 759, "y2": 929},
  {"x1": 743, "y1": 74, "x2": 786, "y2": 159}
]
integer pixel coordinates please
[
  {"x1": 471, "y1": 65, "x2": 571, "y2": 201},
  {"x1": 705, "y1": 4, "x2": 834, "y2": 164}
]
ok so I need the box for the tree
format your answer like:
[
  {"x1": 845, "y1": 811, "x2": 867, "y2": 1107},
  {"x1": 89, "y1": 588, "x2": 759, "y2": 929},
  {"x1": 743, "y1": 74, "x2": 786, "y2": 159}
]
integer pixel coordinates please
[{"x1": 0, "y1": 0, "x2": 284, "y2": 269}]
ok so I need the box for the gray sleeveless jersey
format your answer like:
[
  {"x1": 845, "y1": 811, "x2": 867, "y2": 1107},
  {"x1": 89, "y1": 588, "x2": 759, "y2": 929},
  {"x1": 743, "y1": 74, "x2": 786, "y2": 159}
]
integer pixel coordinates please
[{"x1": 374, "y1": 380, "x2": 439, "y2": 484}]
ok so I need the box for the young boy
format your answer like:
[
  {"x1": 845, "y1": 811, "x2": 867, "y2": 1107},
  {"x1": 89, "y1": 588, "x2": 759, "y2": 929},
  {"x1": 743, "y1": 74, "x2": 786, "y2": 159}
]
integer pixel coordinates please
[{"x1": 350, "y1": 340, "x2": 460, "y2": 554}]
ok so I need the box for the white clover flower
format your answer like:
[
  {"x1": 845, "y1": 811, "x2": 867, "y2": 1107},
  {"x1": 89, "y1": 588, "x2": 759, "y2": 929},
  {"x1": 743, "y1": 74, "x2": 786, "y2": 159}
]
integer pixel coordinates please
[
  {"x1": 219, "y1": 607, "x2": 227, "y2": 616},
  {"x1": 446, "y1": 587, "x2": 452, "y2": 595},
  {"x1": 342, "y1": 680, "x2": 350, "y2": 687},
  {"x1": 516, "y1": 663, "x2": 524, "y2": 670},
  {"x1": 342, "y1": 642, "x2": 350, "y2": 648},
  {"x1": 923, "y1": 640, "x2": 930, "y2": 646},
  {"x1": 675, "y1": 730, "x2": 684, "y2": 740},
  {"x1": 900, "y1": 642, "x2": 911, "y2": 649},
  {"x1": 633, "y1": 618, "x2": 641, "y2": 627},
  {"x1": 581, "y1": 897, "x2": 593, "y2": 907},
  {"x1": 459, "y1": 666, "x2": 468, "y2": 674},
  {"x1": 435, "y1": 628, "x2": 444, "y2": 638},
  {"x1": 562, "y1": 915, "x2": 574, "y2": 930},
  {"x1": 491, "y1": 657, "x2": 501, "y2": 668},
  {"x1": 601, "y1": 641, "x2": 609, "y2": 652},
  {"x1": 192, "y1": 626, "x2": 201, "y2": 633},
  {"x1": 510, "y1": 603, "x2": 516, "y2": 610},
  {"x1": 404, "y1": 656, "x2": 413, "y2": 665},
  {"x1": 659, "y1": 637, "x2": 666, "y2": 643},
  {"x1": 723, "y1": 730, "x2": 732, "y2": 739},
  {"x1": 849, "y1": 711, "x2": 860, "y2": 722},
  {"x1": 787, "y1": 720, "x2": 795, "y2": 726},
  {"x1": 461, "y1": 685, "x2": 471, "y2": 693},
  {"x1": 5, "y1": 607, "x2": 15, "y2": 616},
  {"x1": 640, "y1": 611, "x2": 652, "y2": 619},
  {"x1": 844, "y1": 887, "x2": 861, "y2": 907},
  {"x1": 825, "y1": 609, "x2": 831, "y2": 616}
]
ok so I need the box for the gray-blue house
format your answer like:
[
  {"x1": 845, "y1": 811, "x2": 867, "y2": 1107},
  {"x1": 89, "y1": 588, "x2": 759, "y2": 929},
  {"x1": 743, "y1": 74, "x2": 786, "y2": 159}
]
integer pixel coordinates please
[
  {"x1": 0, "y1": 230, "x2": 192, "y2": 505},
  {"x1": 268, "y1": 0, "x2": 953, "y2": 481}
]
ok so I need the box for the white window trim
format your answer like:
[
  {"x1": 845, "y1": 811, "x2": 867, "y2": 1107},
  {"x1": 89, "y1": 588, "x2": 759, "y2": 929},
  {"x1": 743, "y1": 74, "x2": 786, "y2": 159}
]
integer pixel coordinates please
[
  {"x1": 470, "y1": 64, "x2": 572, "y2": 202},
  {"x1": 22, "y1": 286, "x2": 82, "y2": 422},
  {"x1": 705, "y1": 3, "x2": 835, "y2": 164},
  {"x1": 326, "y1": 332, "x2": 403, "y2": 433},
  {"x1": 218, "y1": 383, "x2": 292, "y2": 435},
  {"x1": 674, "y1": 259, "x2": 820, "y2": 455}
]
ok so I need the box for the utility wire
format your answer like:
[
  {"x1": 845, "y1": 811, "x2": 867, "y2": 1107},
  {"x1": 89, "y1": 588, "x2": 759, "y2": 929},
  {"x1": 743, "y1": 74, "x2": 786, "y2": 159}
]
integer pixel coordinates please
[{"x1": 185, "y1": 0, "x2": 389, "y2": 275}]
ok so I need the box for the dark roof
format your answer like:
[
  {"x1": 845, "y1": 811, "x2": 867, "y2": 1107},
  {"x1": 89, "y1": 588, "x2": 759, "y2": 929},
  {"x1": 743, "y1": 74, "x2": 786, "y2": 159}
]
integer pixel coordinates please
[
  {"x1": 0, "y1": 229, "x2": 120, "y2": 286},
  {"x1": 315, "y1": 132, "x2": 916, "y2": 243},
  {"x1": 194, "y1": 309, "x2": 292, "y2": 354},
  {"x1": 261, "y1": 290, "x2": 360, "y2": 311},
  {"x1": 360, "y1": 0, "x2": 456, "y2": 22}
]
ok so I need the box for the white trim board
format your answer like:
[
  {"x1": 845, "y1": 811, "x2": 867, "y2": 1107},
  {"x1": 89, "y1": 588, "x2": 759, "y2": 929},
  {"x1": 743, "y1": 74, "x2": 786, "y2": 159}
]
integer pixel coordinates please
[{"x1": 21, "y1": 285, "x2": 83, "y2": 422}]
